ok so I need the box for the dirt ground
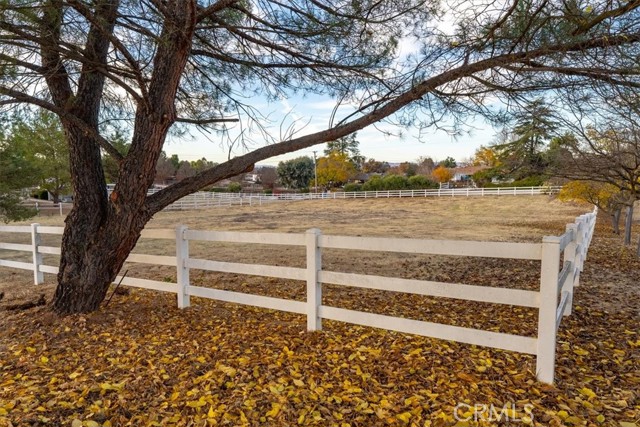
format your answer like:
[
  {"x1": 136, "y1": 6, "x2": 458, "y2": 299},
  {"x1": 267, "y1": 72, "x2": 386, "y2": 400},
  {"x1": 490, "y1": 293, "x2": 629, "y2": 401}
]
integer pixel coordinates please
[{"x1": 0, "y1": 196, "x2": 638, "y2": 426}]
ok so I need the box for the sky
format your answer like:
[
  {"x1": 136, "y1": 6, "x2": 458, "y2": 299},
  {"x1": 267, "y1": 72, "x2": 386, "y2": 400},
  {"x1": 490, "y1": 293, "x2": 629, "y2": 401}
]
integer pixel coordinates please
[{"x1": 163, "y1": 93, "x2": 499, "y2": 168}]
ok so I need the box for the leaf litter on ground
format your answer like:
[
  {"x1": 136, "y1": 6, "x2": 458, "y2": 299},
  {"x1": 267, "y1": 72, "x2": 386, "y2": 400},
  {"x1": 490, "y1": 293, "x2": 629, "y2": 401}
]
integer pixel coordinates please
[{"x1": 0, "y1": 200, "x2": 638, "y2": 427}]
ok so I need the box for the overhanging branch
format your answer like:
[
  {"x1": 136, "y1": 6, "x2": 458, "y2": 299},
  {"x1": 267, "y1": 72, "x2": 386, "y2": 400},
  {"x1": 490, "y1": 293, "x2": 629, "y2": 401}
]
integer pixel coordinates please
[{"x1": 176, "y1": 117, "x2": 240, "y2": 124}]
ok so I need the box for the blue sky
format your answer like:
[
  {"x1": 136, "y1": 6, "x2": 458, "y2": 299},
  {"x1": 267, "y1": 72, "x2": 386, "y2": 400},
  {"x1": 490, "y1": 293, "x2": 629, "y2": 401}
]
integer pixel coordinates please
[{"x1": 164, "y1": 92, "x2": 498, "y2": 167}]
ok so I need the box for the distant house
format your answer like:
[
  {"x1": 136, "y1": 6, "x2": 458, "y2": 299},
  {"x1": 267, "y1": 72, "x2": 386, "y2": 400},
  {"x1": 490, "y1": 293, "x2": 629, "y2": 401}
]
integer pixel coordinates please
[
  {"x1": 451, "y1": 165, "x2": 488, "y2": 182},
  {"x1": 350, "y1": 173, "x2": 372, "y2": 184},
  {"x1": 243, "y1": 173, "x2": 259, "y2": 183}
]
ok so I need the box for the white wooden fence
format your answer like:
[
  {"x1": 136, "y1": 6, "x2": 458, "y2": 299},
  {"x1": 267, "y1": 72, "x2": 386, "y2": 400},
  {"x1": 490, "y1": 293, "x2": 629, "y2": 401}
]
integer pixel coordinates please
[
  {"x1": 153, "y1": 185, "x2": 561, "y2": 211},
  {"x1": 31, "y1": 187, "x2": 560, "y2": 215},
  {"x1": 0, "y1": 207, "x2": 596, "y2": 384}
]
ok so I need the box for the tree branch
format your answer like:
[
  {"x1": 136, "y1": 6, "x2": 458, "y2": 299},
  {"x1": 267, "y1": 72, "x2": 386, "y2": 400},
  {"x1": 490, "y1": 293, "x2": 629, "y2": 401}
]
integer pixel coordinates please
[
  {"x1": 175, "y1": 117, "x2": 239, "y2": 124},
  {"x1": 572, "y1": 0, "x2": 640, "y2": 35},
  {"x1": 146, "y1": 30, "x2": 640, "y2": 214},
  {"x1": 196, "y1": 0, "x2": 240, "y2": 22},
  {"x1": 39, "y1": 0, "x2": 73, "y2": 107}
]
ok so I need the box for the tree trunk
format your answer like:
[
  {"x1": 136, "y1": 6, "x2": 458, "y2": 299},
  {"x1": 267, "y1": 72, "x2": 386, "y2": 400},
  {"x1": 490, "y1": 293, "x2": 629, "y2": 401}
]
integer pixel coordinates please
[
  {"x1": 611, "y1": 207, "x2": 621, "y2": 234},
  {"x1": 52, "y1": 209, "x2": 147, "y2": 313},
  {"x1": 51, "y1": 121, "x2": 157, "y2": 314},
  {"x1": 51, "y1": 122, "x2": 150, "y2": 313},
  {"x1": 624, "y1": 204, "x2": 634, "y2": 245}
]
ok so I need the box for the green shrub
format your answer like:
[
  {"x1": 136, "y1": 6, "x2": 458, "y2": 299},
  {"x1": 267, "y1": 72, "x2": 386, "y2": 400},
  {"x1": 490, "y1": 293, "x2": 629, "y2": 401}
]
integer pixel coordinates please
[
  {"x1": 227, "y1": 182, "x2": 242, "y2": 193},
  {"x1": 360, "y1": 174, "x2": 436, "y2": 191},
  {"x1": 343, "y1": 183, "x2": 362, "y2": 192},
  {"x1": 382, "y1": 174, "x2": 408, "y2": 190},
  {"x1": 407, "y1": 175, "x2": 438, "y2": 189},
  {"x1": 362, "y1": 175, "x2": 384, "y2": 191},
  {"x1": 511, "y1": 175, "x2": 546, "y2": 187}
]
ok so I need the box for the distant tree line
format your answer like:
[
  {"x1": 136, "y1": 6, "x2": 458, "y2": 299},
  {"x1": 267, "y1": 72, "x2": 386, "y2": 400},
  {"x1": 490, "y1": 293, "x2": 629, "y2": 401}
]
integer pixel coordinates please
[{"x1": 275, "y1": 134, "x2": 458, "y2": 191}]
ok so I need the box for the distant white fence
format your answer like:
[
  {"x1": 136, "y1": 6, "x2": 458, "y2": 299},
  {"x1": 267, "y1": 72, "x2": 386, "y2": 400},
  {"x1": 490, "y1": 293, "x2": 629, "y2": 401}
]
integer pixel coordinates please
[
  {"x1": 0, "y1": 206, "x2": 596, "y2": 384},
  {"x1": 153, "y1": 185, "x2": 561, "y2": 211},
  {"x1": 35, "y1": 186, "x2": 560, "y2": 214}
]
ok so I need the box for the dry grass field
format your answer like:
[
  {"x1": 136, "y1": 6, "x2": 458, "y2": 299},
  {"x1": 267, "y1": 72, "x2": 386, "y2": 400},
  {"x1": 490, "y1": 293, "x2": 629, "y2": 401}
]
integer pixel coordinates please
[{"x1": 0, "y1": 196, "x2": 638, "y2": 427}]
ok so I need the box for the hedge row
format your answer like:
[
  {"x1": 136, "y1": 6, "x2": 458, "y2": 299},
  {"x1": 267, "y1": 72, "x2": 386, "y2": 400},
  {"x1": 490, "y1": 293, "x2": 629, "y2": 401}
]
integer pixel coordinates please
[{"x1": 343, "y1": 174, "x2": 439, "y2": 192}]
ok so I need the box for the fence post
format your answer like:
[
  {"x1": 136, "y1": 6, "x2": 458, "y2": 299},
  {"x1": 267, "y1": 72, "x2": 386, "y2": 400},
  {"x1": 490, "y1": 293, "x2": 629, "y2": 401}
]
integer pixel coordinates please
[
  {"x1": 176, "y1": 225, "x2": 190, "y2": 309},
  {"x1": 31, "y1": 223, "x2": 44, "y2": 285},
  {"x1": 59, "y1": 203, "x2": 63, "y2": 216},
  {"x1": 562, "y1": 224, "x2": 578, "y2": 316},
  {"x1": 536, "y1": 236, "x2": 561, "y2": 384},
  {"x1": 573, "y1": 217, "x2": 586, "y2": 286},
  {"x1": 306, "y1": 228, "x2": 322, "y2": 331}
]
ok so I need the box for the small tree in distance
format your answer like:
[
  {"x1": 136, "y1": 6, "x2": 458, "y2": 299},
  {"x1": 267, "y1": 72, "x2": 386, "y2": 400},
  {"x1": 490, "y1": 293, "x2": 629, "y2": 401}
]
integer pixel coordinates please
[
  {"x1": 439, "y1": 157, "x2": 457, "y2": 168},
  {"x1": 325, "y1": 134, "x2": 364, "y2": 168},
  {"x1": 494, "y1": 98, "x2": 558, "y2": 179},
  {"x1": 4, "y1": 112, "x2": 70, "y2": 203},
  {"x1": 257, "y1": 166, "x2": 278, "y2": 190},
  {"x1": 276, "y1": 157, "x2": 314, "y2": 190},
  {"x1": 362, "y1": 159, "x2": 390, "y2": 174},
  {"x1": 317, "y1": 152, "x2": 357, "y2": 189},
  {"x1": 176, "y1": 161, "x2": 196, "y2": 181},
  {"x1": 558, "y1": 181, "x2": 623, "y2": 234},
  {"x1": 0, "y1": 140, "x2": 38, "y2": 222},
  {"x1": 432, "y1": 166, "x2": 453, "y2": 183}
]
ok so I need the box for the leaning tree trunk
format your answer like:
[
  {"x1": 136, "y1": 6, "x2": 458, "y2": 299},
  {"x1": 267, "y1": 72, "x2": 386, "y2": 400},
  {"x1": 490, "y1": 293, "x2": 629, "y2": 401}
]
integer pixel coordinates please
[
  {"x1": 53, "y1": 212, "x2": 146, "y2": 313},
  {"x1": 51, "y1": 124, "x2": 150, "y2": 313}
]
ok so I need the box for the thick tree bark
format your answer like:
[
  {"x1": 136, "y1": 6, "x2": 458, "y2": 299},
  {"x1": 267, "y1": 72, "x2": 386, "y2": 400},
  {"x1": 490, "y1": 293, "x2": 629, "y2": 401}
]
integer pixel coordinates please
[
  {"x1": 52, "y1": 124, "x2": 143, "y2": 313},
  {"x1": 53, "y1": 202, "x2": 148, "y2": 313}
]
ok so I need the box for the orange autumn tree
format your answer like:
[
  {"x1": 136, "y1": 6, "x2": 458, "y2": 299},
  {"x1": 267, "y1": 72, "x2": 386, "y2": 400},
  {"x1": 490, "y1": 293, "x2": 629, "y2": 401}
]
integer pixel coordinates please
[
  {"x1": 432, "y1": 165, "x2": 453, "y2": 183},
  {"x1": 558, "y1": 180, "x2": 624, "y2": 234},
  {"x1": 316, "y1": 152, "x2": 356, "y2": 189}
]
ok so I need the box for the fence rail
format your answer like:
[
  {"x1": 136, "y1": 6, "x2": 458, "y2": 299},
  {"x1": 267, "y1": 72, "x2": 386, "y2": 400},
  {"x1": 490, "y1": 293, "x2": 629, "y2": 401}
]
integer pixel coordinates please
[
  {"x1": 28, "y1": 186, "x2": 561, "y2": 216},
  {"x1": 0, "y1": 205, "x2": 596, "y2": 384},
  {"x1": 154, "y1": 185, "x2": 561, "y2": 211}
]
